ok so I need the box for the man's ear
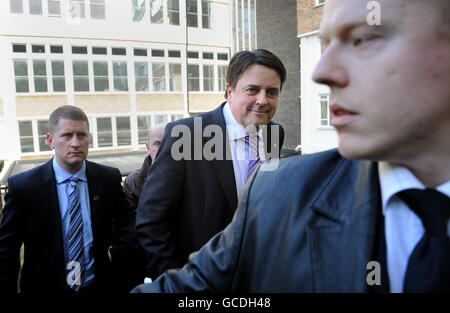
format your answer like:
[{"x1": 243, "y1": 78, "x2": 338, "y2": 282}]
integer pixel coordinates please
[
  {"x1": 226, "y1": 83, "x2": 233, "y2": 100},
  {"x1": 46, "y1": 132, "x2": 54, "y2": 149}
]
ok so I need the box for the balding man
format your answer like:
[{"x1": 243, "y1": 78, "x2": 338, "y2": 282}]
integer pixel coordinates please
[{"x1": 123, "y1": 124, "x2": 166, "y2": 211}]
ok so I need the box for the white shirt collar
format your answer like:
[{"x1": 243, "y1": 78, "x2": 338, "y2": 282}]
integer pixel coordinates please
[
  {"x1": 53, "y1": 157, "x2": 87, "y2": 184},
  {"x1": 222, "y1": 102, "x2": 264, "y2": 140},
  {"x1": 378, "y1": 161, "x2": 450, "y2": 215}
]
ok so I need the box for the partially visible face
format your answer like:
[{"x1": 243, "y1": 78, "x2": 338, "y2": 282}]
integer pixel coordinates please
[
  {"x1": 227, "y1": 64, "x2": 281, "y2": 129},
  {"x1": 313, "y1": 0, "x2": 450, "y2": 164},
  {"x1": 47, "y1": 118, "x2": 90, "y2": 174},
  {"x1": 146, "y1": 125, "x2": 165, "y2": 160}
]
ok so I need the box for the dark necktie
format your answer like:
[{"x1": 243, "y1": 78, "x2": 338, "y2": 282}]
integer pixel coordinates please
[
  {"x1": 397, "y1": 188, "x2": 450, "y2": 292},
  {"x1": 67, "y1": 177, "x2": 85, "y2": 291}
]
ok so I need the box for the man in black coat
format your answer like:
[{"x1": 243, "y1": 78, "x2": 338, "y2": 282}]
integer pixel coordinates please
[
  {"x1": 0, "y1": 105, "x2": 140, "y2": 294},
  {"x1": 136, "y1": 49, "x2": 286, "y2": 280}
]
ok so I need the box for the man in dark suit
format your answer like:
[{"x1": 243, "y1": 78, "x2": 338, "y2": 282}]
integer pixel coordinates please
[
  {"x1": 132, "y1": 0, "x2": 450, "y2": 292},
  {"x1": 136, "y1": 49, "x2": 286, "y2": 280},
  {"x1": 0, "y1": 105, "x2": 140, "y2": 294}
]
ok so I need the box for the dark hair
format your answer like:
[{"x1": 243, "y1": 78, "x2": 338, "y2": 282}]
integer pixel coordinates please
[
  {"x1": 49, "y1": 105, "x2": 89, "y2": 134},
  {"x1": 225, "y1": 49, "x2": 286, "y2": 99}
]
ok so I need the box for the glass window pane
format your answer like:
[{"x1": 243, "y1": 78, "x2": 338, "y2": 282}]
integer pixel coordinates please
[
  {"x1": 137, "y1": 116, "x2": 151, "y2": 144},
  {"x1": 38, "y1": 120, "x2": 50, "y2": 151},
  {"x1": 69, "y1": 0, "x2": 85, "y2": 18},
  {"x1": 187, "y1": 0, "x2": 197, "y2": 27},
  {"x1": 90, "y1": 0, "x2": 105, "y2": 19},
  {"x1": 155, "y1": 115, "x2": 168, "y2": 125},
  {"x1": 187, "y1": 64, "x2": 199, "y2": 91},
  {"x1": 94, "y1": 77, "x2": 109, "y2": 91},
  {"x1": 51, "y1": 60, "x2": 64, "y2": 75},
  {"x1": 117, "y1": 117, "x2": 131, "y2": 146},
  {"x1": 93, "y1": 61, "x2": 108, "y2": 76},
  {"x1": 15, "y1": 77, "x2": 29, "y2": 93},
  {"x1": 50, "y1": 45, "x2": 63, "y2": 54},
  {"x1": 33, "y1": 60, "x2": 46, "y2": 75},
  {"x1": 132, "y1": 0, "x2": 146, "y2": 22},
  {"x1": 169, "y1": 64, "x2": 181, "y2": 92},
  {"x1": 150, "y1": 0, "x2": 163, "y2": 24},
  {"x1": 113, "y1": 62, "x2": 128, "y2": 91},
  {"x1": 13, "y1": 44, "x2": 27, "y2": 53},
  {"x1": 34, "y1": 77, "x2": 48, "y2": 92},
  {"x1": 29, "y1": 0, "x2": 43, "y2": 15},
  {"x1": 73, "y1": 61, "x2": 88, "y2": 75},
  {"x1": 203, "y1": 65, "x2": 214, "y2": 91},
  {"x1": 19, "y1": 121, "x2": 33, "y2": 136},
  {"x1": 92, "y1": 47, "x2": 107, "y2": 55},
  {"x1": 32, "y1": 45, "x2": 45, "y2": 53},
  {"x1": 217, "y1": 65, "x2": 226, "y2": 92},
  {"x1": 20, "y1": 138, "x2": 34, "y2": 153},
  {"x1": 53, "y1": 77, "x2": 65, "y2": 92},
  {"x1": 48, "y1": 0, "x2": 61, "y2": 15},
  {"x1": 152, "y1": 63, "x2": 165, "y2": 91},
  {"x1": 19, "y1": 121, "x2": 34, "y2": 153},
  {"x1": 10, "y1": 0, "x2": 24, "y2": 13},
  {"x1": 167, "y1": 0, "x2": 179, "y2": 25},
  {"x1": 14, "y1": 60, "x2": 28, "y2": 76},
  {"x1": 97, "y1": 117, "x2": 112, "y2": 147},
  {"x1": 112, "y1": 47, "x2": 126, "y2": 55},
  {"x1": 74, "y1": 77, "x2": 89, "y2": 91},
  {"x1": 135, "y1": 62, "x2": 149, "y2": 91}
]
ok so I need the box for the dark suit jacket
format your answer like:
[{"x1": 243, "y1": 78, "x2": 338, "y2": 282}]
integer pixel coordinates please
[
  {"x1": 136, "y1": 102, "x2": 284, "y2": 279},
  {"x1": 123, "y1": 155, "x2": 152, "y2": 211},
  {"x1": 0, "y1": 159, "x2": 140, "y2": 294},
  {"x1": 132, "y1": 149, "x2": 382, "y2": 292}
]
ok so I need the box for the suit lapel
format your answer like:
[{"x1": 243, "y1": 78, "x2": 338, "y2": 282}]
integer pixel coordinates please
[
  {"x1": 207, "y1": 103, "x2": 238, "y2": 211},
  {"x1": 308, "y1": 161, "x2": 381, "y2": 292},
  {"x1": 85, "y1": 161, "x2": 102, "y2": 240},
  {"x1": 37, "y1": 159, "x2": 65, "y2": 264}
]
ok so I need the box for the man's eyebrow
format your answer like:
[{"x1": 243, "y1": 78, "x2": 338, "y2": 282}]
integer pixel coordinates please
[{"x1": 320, "y1": 21, "x2": 385, "y2": 40}]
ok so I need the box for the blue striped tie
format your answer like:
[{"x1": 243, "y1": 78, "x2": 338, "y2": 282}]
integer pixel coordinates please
[
  {"x1": 67, "y1": 177, "x2": 85, "y2": 291},
  {"x1": 245, "y1": 135, "x2": 261, "y2": 179}
]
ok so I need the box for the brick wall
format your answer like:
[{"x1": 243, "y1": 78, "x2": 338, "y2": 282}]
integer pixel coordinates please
[
  {"x1": 256, "y1": 0, "x2": 301, "y2": 150},
  {"x1": 297, "y1": 0, "x2": 324, "y2": 36}
]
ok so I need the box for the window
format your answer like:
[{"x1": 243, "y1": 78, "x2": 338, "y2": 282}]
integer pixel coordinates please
[
  {"x1": 217, "y1": 65, "x2": 226, "y2": 92},
  {"x1": 116, "y1": 117, "x2": 131, "y2": 146},
  {"x1": 93, "y1": 61, "x2": 109, "y2": 91},
  {"x1": 38, "y1": 120, "x2": 51, "y2": 151},
  {"x1": 19, "y1": 121, "x2": 34, "y2": 153},
  {"x1": 152, "y1": 63, "x2": 165, "y2": 91},
  {"x1": 48, "y1": 0, "x2": 61, "y2": 15},
  {"x1": 316, "y1": 0, "x2": 326, "y2": 6},
  {"x1": 32, "y1": 45, "x2": 45, "y2": 53},
  {"x1": 33, "y1": 60, "x2": 48, "y2": 92},
  {"x1": 92, "y1": 47, "x2": 107, "y2": 55},
  {"x1": 150, "y1": 0, "x2": 163, "y2": 24},
  {"x1": 112, "y1": 47, "x2": 126, "y2": 55},
  {"x1": 217, "y1": 53, "x2": 228, "y2": 60},
  {"x1": 167, "y1": 0, "x2": 179, "y2": 25},
  {"x1": 201, "y1": 0, "x2": 211, "y2": 29},
  {"x1": 132, "y1": 0, "x2": 146, "y2": 22},
  {"x1": 13, "y1": 44, "x2": 27, "y2": 53},
  {"x1": 97, "y1": 117, "x2": 112, "y2": 147},
  {"x1": 187, "y1": 51, "x2": 198, "y2": 59},
  {"x1": 137, "y1": 116, "x2": 151, "y2": 144},
  {"x1": 10, "y1": 0, "x2": 24, "y2": 14},
  {"x1": 319, "y1": 94, "x2": 332, "y2": 126},
  {"x1": 14, "y1": 60, "x2": 29, "y2": 93},
  {"x1": 135, "y1": 62, "x2": 149, "y2": 91},
  {"x1": 90, "y1": 0, "x2": 105, "y2": 19},
  {"x1": 168, "y1": 50, "x2": 181, "y2": 58},
  {"x1": 169, "y1": 64, "x2": 181, "y2": 92},
  {"x1": 187, "y1": 64, "x2": 199, "y2": 91},
  {"x1": 155, "y1": 115, "x2": 168, "y2": 125},
  {"x1": 134, "y1": 48, "x2": 147, "y2": 56},
  {"x1": 202, "y1": 52, "x2": 213, "y2": 60},
  {"x1": 50, "y1": 45, "x2": 63, "y2": 53},
  {"x1": 29, "y1": 0, "x2": 43, "y2": 15},
  {"x1": 72, "y1": 46, "x2": 88, "y2": 54},
  {"x1": 113, "y1": 61, "x2": 128, "y2": 91},
  {"x1": 186, "y1": 0, "x2": 198, "y2": 27},
  {"x1": 203, "y1": 65, "x2": 214, "y2": 91},
  {"x1": 151, "y1": 49, "x2": 165, "y2": 57},
  {"x1": 73, "y1": 61, "x2": 90, "y2": 91},
  {"x1": 51, "y1": 60, "x2": 65, "y2": 92},
  {"x1": 69, "y1": 0, "x2": 85, "y2": 18}
]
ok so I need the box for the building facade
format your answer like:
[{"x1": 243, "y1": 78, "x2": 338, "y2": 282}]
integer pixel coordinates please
[
  {"x1": 0, "y1": 0, "x2": 231, "y2": 162},
  {"x1": 297, "y1": 0, "x2": 338, "y2": 154}
]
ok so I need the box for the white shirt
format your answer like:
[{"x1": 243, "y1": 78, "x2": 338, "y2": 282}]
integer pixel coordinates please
[
  {"x1": 222, "y1": 102, "x2": 266, "y2": 200},
  {"x1": 378, "y1": 162, "x2": 450, "y2": 293}
]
